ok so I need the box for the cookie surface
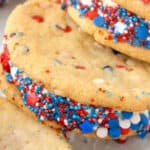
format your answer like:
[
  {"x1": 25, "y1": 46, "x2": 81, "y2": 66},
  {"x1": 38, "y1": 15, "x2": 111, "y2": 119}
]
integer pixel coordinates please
[
  {"x1": 113, "y1": 0, "x2": 150, "y2": 20},
  {"x1": 2, "y1": 0, "x2": 150, "y2": 139},
  {"x1": 3, "y1": 0, "x2": 150, "y2": 112},
  {"x1": 0, "y1": 99, "x2": 71, "y2": 150},
  {"x1": 62, "y1": 0, "x2": 150, "y2": 63}
]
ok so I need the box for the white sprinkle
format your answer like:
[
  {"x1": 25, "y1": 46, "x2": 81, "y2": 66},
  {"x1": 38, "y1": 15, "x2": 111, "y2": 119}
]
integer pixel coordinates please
[
  {"x1": 130, "y1": 113, "x2": 141, "y2": 124},
  {"x1": 93, "y1": 78, "x2": 105, "y2": 85},
  {"x1": 102, "y1": 0, "x2": 117, "y2": 7},
  {"x1": 64, "y1": 119, "x2": 68, "y2": 126},
  {"x1": 40, "y1": 116, "x2": 45, "y2": 121},
  {"x1": 43, "y1": 105, "x2": 47, "y2": 109},
  {"x1": 35, "y1": 102, "x2": 39, "y2": 107},
  {"x1": 52, "y1": 108, "x2": 55, "y2": 112},
  {"x1": 119, "y1": 119, "x2": 131, "y2": 129},
  {"x1": 80, "y1": 0, "x2": 92, "y2": 6},
  {"x1": 147, "y1": 37, "x2": 150, "y2": 41},
  {"x1": 42, "y1": 89, "x2": 48, "y2": 94},
  {"x1": 114, "y1": 22, "x2": 127, "y2": 34},
  {"x1": 98, "y1": 118, "x2": 103, "y2": 124},
  {"x1": 96, "y1": 127, "x2": 108, "y2": 138},
  {"x1": 10, "y1": 66, "x2": 18, "y2": 79}
]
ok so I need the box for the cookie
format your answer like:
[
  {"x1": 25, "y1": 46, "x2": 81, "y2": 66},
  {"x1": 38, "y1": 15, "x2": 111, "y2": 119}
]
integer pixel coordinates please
[
  {"x1": 0, "y1": 100, "x2": 71, "y2": 150},
  {"x1": 0, "y1": 65, "x2": 136, "y2": 140},
  {"x1": 1, "y1": 0, "x2": 150, "y2": 139},
  {"x1": 62, "y1": 0, "x2": 150, "y2": 63},
  {"x1": 113, "y1": 0, "x2": 150, "y2": 20}
]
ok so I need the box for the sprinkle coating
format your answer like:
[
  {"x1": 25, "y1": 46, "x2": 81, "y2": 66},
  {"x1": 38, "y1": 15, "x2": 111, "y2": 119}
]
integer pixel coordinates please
[{"x1": 63, "y1": 0, "x2": 150, "y2": 49}]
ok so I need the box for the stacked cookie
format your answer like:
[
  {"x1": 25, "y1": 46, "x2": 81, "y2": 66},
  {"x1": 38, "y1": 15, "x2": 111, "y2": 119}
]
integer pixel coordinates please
[
  {"x1": 63, "y1": 0, "x2": 150, "y2": 63},
  {"x1": 1, "y1": 0, "x2": 150, "y2": 144}
]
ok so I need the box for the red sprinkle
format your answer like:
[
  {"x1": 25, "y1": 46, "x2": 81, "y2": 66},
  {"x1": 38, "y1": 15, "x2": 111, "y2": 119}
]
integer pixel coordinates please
[
  {"x1": 56, "y1": 24, "x2": 72, "y2": 33},
  {"x1": 98, "y1": 88, "x2": 105, "y2": 93},
  {"x1": 120, "y1": 96, "x2": 125, "y2": 102},
  {"x1": 62, "y1": 25, "x2": 72, "y2": 32},
  {"x1": 85, "y1": 9, "x2": 98, "y2": 19},
  {"x1": 75, "y1": 65, "x2": 86, "y2": 70},
  {"x1": 32, "y1": 15, "x2": 44, "y2": 23},
  {"x1": 27, "y1": 92, "x2": 40, "y2": 107},
  {"x1": 116, "y1": 64, "x2": 126, "y2": 69},
  {"x1": 0, "y1": 49, "x2": 10, "y2": 72},
  {"x1": 115, "y1": 138, "x2": 127, "y2": 144},
  {"x1": 120, "y1": 128, "x2": 130, "y2": 135}
]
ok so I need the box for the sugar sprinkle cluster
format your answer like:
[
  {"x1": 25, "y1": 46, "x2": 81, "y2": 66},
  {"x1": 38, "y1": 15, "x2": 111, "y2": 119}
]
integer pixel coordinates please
[{"x1": 62, "y1": 0, "x2": 150, "y2": 49}]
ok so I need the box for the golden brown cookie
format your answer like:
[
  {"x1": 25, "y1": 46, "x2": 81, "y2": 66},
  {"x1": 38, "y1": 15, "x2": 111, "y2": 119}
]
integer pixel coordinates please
[
  {"x1": 0, "y1": 99, "x2": 71, "y2": 150},
  {"x1": 62, "y1": 0, "x2": 150, "y2": 63}
]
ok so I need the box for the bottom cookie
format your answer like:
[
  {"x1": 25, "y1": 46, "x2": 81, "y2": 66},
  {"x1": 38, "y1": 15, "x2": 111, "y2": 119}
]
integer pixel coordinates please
[
  {"x1": 0, "y1": 64, "x2": 148, "y2": 140},
  {"x1": 0, "y1": 99, "x2": 71, "y2": 150}
]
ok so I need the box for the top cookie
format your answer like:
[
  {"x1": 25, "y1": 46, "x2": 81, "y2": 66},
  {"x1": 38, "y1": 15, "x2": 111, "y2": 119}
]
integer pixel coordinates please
[
  {"x1": 113, "y1": 0, "x2": 150, "y2": 20},
  {"x1": 3, "y1": 0, "x2": 150, "y2": 111},
  {"x1": 62, "y1": 0, "x2": 150, "y2": 63}
]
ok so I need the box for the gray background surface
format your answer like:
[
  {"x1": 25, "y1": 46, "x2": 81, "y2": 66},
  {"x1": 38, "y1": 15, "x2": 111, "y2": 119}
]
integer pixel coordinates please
[{"x1": 0, "y1": 1, "x2": 150, "y2": 150}]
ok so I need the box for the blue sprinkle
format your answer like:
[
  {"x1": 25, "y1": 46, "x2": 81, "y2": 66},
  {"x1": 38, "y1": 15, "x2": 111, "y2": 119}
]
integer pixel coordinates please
[
  {"x1": 121, "y1": 111, "x2": 133, "y2": 119},
  {"x1": 133, "y1": 39, "x2": 140, "y2": 46},
  {"x1": 138, "y1": 130, "x2": 149, "y2": 138},
  {"x1": 79, "y1": 121, "x2": 94, "y2": 134},
  {"x1": 108, "y1": 119, "x2": 119, "y2": 128},
  {"x1": 6, "y1": 73, "x2": 13, "y2": 82},
  {"x1": 145, "y1": 41, "x2": 150, "y2": 49},
  {"x1": 93, "y1": 16, "x2": 105, "y2": 27},
  {"x1": 80, "y1": 8, "x2": 89, "y2": 16},
  {"x1": 135, "y1": 25, "x2": 149, "y2": 41},
  {"x1": 108, "y1": 128, "x2": 121, "y2": 138},
  {"x1": 140, "y1": 114, "x2": 149, "y2": 126},
  {"x1": 61, "y1": 3, "x2": 67, "y2": 10},
  {"x1": 130, "y1": 123, "x2": 142, "y2": 130}
]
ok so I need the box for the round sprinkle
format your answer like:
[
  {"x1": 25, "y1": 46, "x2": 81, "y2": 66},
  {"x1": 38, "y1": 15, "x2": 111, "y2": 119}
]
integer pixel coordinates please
[
  {"x1": 96, "y1": 127, "x2": 108, "y2": 138},
  {"x1": 121, "y1": 111, "x2": 133, "y2": 119},
  {"x1": 135, "y1": 25, "x2": 149, "y2": 41},
  {"x1": 120, "y1": 128, "x2": 130, "y2": 135},
  {"x1": 108, "y1": 128, "x2": 121, "y2": 138},
  {"x1": 130, "y1": 113, "x2": 141, "y2": 124},
  {"x1": 79, "y1": 121, "x2": 94, "y2": 134},
  {"x1": 119, "y1": 119, "x2": 131, "y2": 129},
  {"x1": 138, "y1": 130, "x2": 149, "y2": 138},
  {"x1": 93, "y1": 16, "x2": 105, "y2": 27},
  {"x1": 140, "y1": 114, "x2": 149, "y2": 126},
  {"x1": 108, "y1": 119, "x2": 119, "y2": 128},
  {"x1": 130, "y1": 123, "x2": 141, "y2": 130}
]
